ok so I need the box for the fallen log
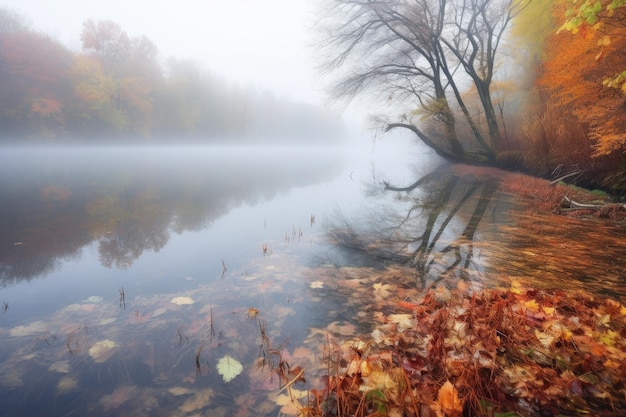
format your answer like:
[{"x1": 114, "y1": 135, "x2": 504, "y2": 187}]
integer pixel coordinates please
[
  {"x1": 561, "y1": 196, "x2": 605, "y2": 209},
  {"x1": 560, "y1": 196, "x2": 626, "y2": 214}
]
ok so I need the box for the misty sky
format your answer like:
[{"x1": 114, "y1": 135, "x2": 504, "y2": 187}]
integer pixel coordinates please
[{"x1": 3, "y1": 0, "x2": 323, "y2": 103}]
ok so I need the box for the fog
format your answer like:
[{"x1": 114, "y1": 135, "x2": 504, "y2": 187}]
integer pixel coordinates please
[{"x1": 2, "y1": 0, "x2": 321, "y2": 104}]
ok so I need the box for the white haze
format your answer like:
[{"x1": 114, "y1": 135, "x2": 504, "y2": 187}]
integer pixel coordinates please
[{"x1": 2, "y1": 0, "x2": 322, "y2": 104}]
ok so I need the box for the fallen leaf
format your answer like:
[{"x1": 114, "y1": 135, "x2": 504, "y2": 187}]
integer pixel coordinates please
[
  {"x1": 247, "y1": 308, "x2": 259, "y2": 319},
  {"x1": 171, "y1": 296, "x2": 194, "y2": 305},
  {"x1": 436, "y1": 380, "x2": 463, "y2": 417},
  {"x1": 9, "y1": 321, "x2": 47, "y2": 337},
  {"x1": 217, "y1": 355, "x2": 243, "y2": 382},
  {"x1": 373, "y1": 282, "x2": 392, "y2": 298},
  {"x1": 180, "y1": 388, "x2": 214, "y2": 413},
  {"x1": 327, "y1": 321, "x2": 355, "y2": 336},
  {"x1": 168, "y1": 387, "x2": 194, "y2": 396},
  {"x1": 49, "y1": 360, "x2": 70, "y2": 373},
  {"x1": 88, "y1": 339, "x2": 118, "y2": 363},
  {"x1": 57, "y1": 376, "x2": 78, "y2": 394},
  {"x1": 310, "y1": 280, "x2": 324, "y2": 289},
  {"x1": 388, "y1": 314, "x2": 413, "y2": 332}
]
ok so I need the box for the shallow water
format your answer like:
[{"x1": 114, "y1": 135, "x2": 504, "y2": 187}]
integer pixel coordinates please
[{"x1": 0, "y1": 141, "x2": 623, "y2": 416}]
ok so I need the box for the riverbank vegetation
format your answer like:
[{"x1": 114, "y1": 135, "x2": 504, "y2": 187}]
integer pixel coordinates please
[
  {"x1": 0, "y1": 8, "x2": 343, "y2": 144},
  {"x1": 318, "y1": 0, "x2": 626, "y2": 193}
]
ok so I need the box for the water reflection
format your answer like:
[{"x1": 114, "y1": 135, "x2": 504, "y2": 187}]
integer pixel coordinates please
[
  {"x1": 0, "y1": 146, "x2": 344, "y2": 284},
  {"x1": 325, "y1": 163, "x2": 626, "y2": 301}
]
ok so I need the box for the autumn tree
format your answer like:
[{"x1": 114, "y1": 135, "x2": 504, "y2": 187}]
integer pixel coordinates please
[
  {"x1": 0, "y1": 9, "x2": 73, "y2": 137},
  {"x1": 76, "y1": 19, "x2": 161, "y2": 136},
  {"x1": 319, "y1": 0, "x2": 529, "y2": 162},
  {"x1": 538, "y1": 1, "x2": 626, "y2": 159}
]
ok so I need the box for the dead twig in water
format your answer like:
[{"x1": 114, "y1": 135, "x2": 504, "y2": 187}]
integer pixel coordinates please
[
  {"x1": 221, "y1": 259, "x2": 227, "y2": 279},
  {"x1": 277, "y1": 367, "x2": 306, "y2": 394},
  {"x1": 177, "y1": 325, "x2": 189, "y2": 346},
  {"x1": 119, "y1": 287, "x2": 125, "y2": 309},
  {"x1": 195, "y1": 344, "x2": 203, "y2": 376},
  {"x1": 210, "y1": 308, "x2": 216, "y2": 341}
]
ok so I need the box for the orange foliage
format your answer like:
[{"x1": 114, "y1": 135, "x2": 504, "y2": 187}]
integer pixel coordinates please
[{"x1": 538, "y1": 2, "x2": 626, "y2": 157}]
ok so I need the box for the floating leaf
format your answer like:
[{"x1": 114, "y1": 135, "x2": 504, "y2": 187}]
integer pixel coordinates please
[
  {"x1": 84, "y1": 296, "x2": 103, "y2": 303},
  {"x1": 216, "y1": 354, "x2": 243, "y2": 382},
  {"x1": 310, "y1": 280, "x2": 324, "y2": 289},
  {"x1": 247, "y1": 308, "x2": 259, "y2": 319},
  {"x1": 171, "y1": 296, "x2": 194, "y2": 305}
]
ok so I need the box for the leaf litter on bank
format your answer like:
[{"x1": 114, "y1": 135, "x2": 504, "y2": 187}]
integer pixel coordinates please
[{"x1": 290, "y1": 263, "x2": 626, "y2": 417}]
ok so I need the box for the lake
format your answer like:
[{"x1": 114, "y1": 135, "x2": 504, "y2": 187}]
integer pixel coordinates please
[{"x1": 0, "y1": 140, "x2": 624, "y2": 416}]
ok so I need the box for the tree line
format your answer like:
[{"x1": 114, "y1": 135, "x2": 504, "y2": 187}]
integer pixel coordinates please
[
  {"x1": 0, "y1": 8, "x2": 343, "y2": 144},
  {"x1": 319, "y1": 0, "x2": 626, "y2": 192}
]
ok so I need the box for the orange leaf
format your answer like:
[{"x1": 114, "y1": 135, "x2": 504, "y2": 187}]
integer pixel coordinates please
[{"x1": 436, "y1": 380, "x2": 463, "y2": 417}]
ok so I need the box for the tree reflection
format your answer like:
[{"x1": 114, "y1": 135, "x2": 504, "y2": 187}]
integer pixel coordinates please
[
  {"x1": 98, "y1": 218, "x2": 170, "y2": 269},
  {"x1": 0, "y1": 147, "x2": 344, "y2": 283},
  {"x1": 326, "y1": 164, "x2": 504, "y2": 290}
]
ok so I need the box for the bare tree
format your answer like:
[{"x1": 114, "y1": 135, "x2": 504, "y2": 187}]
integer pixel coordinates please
[{"x1": 318, "y1": 0, "x2": 529, "y2": 162}]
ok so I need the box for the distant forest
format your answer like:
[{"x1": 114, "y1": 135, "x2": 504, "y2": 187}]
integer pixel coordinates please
[{"x1": 0, "y1": 8, "x2": 344, "y2": 144}]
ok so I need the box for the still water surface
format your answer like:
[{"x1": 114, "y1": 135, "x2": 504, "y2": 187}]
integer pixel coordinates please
[{"x1": 0, "y1": 142, "x2": 624, "y2": 416}]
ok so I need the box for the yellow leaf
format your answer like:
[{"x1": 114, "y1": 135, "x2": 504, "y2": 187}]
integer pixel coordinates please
[
  {"x1": 535, "y1": 329, "x2": 555, "y2": 348},
  {"x1": 600, "y1": 330, "x2": 618, "y2": 347},
  {"x1": 510, "y1": 281, "x2": 524, "y2": 295},
  {"x1": 598, "y1": 35, "x2": 611, "y2": 46},
  {"x1": 524, "y1": 299, "x2": 540, "y2": 312},
  {"x1": 373, "y1": 282, "x2": 392, "y2": 298}
]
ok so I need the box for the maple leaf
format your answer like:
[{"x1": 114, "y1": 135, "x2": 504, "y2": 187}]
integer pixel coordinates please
[
  {"x1": 388, "y1": 314, "x2": 413, "y2": 332},
  {"x1": 216, "y1": 355, "x2": 243, "y2": 382},
  {"x1": 373, "y1": 282, "x2": 392, "y2": 298}
]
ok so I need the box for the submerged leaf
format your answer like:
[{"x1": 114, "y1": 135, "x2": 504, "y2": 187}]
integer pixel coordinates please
[
  {"x1": 217, "y1": 354, "x2": 243, "y2": 382},
  {"x1": 9, "y1": 321, "x2": 47, "y2": 337},
  {"x1": 88, "y1": 339, "x2": 118, "y2": 363},
  {"x1": 171, "y1": 296, "x2": 194, "y2": 305}
]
